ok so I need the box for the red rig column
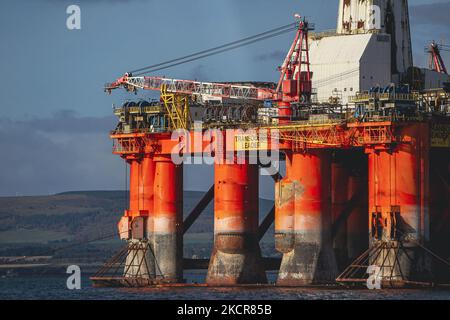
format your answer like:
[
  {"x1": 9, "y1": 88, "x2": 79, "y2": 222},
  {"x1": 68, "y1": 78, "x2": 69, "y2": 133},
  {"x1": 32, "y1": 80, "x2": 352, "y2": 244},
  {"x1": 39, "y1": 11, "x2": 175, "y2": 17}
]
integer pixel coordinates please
[
  {"x1": 275, "y1": 152, "x2": 295, "y2": 255},
  {"x1": 277, "y1": 151, "x2": 337, "y2": 285},
  {"x1": 430, "y1": 145, "x2": 450, "y2": 282},
  {"x1": 152, "y1": 155, "x2": 183, "y2": 283},
  {"x1": 346, "y1": 155, "x2": 369, "y2": 263},
  {"x1": 121, "y1": 155, "x2": 156, "y2": 278},
  {"x1": 331, "y1": 152, "x2": 350, "y2": 270},
  {"x1": 278, "y1": 101, "x2": 292, "y2": 124},
  {"x1": 331, "y1": 151, "x2": 369, "y2": 267},
  {"x1": 206, "y1": 157, "x2": 267, "y2": 285},
  {"x1": 367, "y1": 124, "x2": 430, "y2": 282}
]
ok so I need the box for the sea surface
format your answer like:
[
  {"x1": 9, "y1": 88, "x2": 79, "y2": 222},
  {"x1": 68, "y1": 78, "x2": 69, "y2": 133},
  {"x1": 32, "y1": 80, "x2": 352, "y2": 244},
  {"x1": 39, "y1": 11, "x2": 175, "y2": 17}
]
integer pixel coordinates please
[{"x1": 1, "y1": 271, "x2": 450, "y2": 300}]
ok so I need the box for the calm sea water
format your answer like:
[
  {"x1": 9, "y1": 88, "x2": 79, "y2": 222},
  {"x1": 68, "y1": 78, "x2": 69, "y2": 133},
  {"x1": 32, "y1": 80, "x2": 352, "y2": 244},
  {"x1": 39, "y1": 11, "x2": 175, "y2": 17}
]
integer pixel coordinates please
[{"x1": 1, "y1": 272, "x2": 450, "y2": 300}]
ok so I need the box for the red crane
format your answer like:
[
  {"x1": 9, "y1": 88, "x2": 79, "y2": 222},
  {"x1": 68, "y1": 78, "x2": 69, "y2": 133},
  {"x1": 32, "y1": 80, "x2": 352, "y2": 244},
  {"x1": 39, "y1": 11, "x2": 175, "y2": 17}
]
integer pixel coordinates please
[
  {"x1": 105, "y1": 15, "x2": 314, "y2": 119},
  {"x1": 428, "y1": 41, "x2": 448, "y2": 75},
  {"x1": 275, "y1": 15, "x2": 314, "y2": 122},
  {"x1": 276, "y1": 15, "x2": 313, "y2": 103}
]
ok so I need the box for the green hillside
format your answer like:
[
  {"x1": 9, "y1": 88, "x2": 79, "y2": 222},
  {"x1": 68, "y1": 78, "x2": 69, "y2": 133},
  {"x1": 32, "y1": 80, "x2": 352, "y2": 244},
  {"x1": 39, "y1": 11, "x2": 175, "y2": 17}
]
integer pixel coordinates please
[{"x1": 0, "y1": 191, "x2": 276, "y2": 262}]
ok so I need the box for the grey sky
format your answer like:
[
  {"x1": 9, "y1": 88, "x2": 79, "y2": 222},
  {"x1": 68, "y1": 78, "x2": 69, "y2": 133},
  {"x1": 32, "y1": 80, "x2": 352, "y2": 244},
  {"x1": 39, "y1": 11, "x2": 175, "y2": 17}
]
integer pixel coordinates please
[{"x1": 0, "y1": 0, "x2": 448, "y2": 196}]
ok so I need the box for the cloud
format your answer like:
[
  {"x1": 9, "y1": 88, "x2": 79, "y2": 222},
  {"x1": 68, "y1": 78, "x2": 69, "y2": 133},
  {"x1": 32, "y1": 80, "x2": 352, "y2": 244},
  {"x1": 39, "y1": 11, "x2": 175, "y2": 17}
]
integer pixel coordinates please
[
  {"x1": 409, "y1": 1, "x2": 450, "y2": 67},
  {"x1": 189, "y1": 64, "x2": 209, "y2": 81},
  {"x1": 0, "y1": 112, "x2": 123, "y2": 196},
  {"x1": 12, "y1": 110, "x2": 117, "y2": 134},
  {"x1": 0, "y1": 111, "x2": 224, "y2": 197},
  {"x1": 0, "y1": 110, "x2": 278, "y2": 198},
  {"x1": 255, "y1": 50, "x2": 286, "y2": 62},
  {"x1": 410, "y1": 2, "x2": 450, "y2": 28}
]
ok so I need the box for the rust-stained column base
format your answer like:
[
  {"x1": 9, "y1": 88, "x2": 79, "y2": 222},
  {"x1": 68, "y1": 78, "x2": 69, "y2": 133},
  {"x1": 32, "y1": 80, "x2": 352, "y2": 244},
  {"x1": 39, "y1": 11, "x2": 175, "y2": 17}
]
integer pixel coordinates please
[
  {"x1": 277, "y1": 234, "x2": 337, "y2": 286},
  {"x1": 369, "y1": 241, "x2": 431, "y2": 283},
  {"x1": 152, "y1": 155, "x2": 184, "y2": 283},
  {"x1": 367, "y1": 123, "x2": 431, "y2": 283},
  {"x1": 207, "y1": 161, "x2": 267, "y2": 285},
  {"x1": 123, "y1": 239, "x2": 156, "y2": 279},
  {"x1": 206, "y1": 233, "x2": 267, "y2": 285},
  {"x1": 276, "y1": 151, "x2": 337, "y2": 286}
]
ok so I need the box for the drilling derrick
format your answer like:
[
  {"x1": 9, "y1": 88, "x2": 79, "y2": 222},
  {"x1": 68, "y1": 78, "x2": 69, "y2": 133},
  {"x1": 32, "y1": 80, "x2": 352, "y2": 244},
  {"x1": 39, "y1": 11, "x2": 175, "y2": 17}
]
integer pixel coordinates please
[
  {"x1": 276, "y1": 16, "x2": 314, "y2": 122},
  {"x1": 428, "y1": 42, "x2": 448, "y2": 75},
  {"x1": 336, "y1": 0, "x2": 413, "y2": 81}
]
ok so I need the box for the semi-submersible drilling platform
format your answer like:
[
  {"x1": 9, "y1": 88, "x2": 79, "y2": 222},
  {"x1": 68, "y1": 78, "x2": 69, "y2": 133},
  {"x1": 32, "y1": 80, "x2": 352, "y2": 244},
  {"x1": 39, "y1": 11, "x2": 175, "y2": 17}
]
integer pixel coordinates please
[{"x1": 92, "y1": 0, "x2": 450, "y2": 287}]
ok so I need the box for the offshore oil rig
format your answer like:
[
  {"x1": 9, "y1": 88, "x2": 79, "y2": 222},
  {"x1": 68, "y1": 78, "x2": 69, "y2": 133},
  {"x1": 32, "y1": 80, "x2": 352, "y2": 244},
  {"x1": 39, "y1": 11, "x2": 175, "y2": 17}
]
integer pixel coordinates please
[{"x1": 92, "y1": 0, "x2": 450, "y2": 287}]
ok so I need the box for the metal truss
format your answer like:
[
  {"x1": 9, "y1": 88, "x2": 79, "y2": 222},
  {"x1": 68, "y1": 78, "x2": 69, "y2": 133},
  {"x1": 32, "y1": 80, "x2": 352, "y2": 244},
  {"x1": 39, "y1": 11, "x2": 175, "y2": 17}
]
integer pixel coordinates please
[{"x1": 124, "y1": 76, "x2": 274, "y2": 100}]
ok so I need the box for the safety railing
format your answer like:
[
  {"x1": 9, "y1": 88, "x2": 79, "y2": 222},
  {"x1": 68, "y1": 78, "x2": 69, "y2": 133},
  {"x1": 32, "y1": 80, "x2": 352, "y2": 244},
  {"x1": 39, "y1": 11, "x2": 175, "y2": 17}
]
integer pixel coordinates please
[
  {"x1": 349, "y1": 92, "x2": 418, "y2": 103},
  {"x1": 113, "y1": 106, "x2": 165, "y2": 115}
]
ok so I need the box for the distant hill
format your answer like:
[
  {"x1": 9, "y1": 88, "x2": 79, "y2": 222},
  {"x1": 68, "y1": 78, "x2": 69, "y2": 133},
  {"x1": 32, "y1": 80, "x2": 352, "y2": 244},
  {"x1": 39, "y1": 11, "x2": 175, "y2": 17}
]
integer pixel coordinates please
[{"x1": 0, "y1": 191, "x2": 276, "y2": 261}]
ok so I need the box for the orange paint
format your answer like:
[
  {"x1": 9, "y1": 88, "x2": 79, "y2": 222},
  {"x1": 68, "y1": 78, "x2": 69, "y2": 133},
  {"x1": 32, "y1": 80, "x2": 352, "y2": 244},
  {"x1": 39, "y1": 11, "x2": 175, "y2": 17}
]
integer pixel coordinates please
[
  {"x1": 275, "y1": 152, "x2": 295, "y2": 253},
  {"x1": 126, "y1": 155, "x2": 155, "y2": 217},
  {"x1": 277, "y1": 150, "x2": 337, "y2": 285},
  {"x1": 109, "y1": 114, "x2": 444, "y2": 286},
  {"x1": 151, "y1": 154, "x2": 183, "y2": 282},
  {"x1": 277, "y1": 101, "x2": 292, "y2": 124},
  {"x1": 367, "y1": 124, "x2": 429, "y2": 243},
  {"x1": 153, "y1": 155, "x2": 183, "y2": 234},
  {"x1": 207, "y1": 156, "x2": 266, "y2": 285},
  {"x1": 214, "y1": 160, "x2": 259, "y2": 234},
  {"x1": 128, "y1": 158, "x2": 140, "y2": 215},
  {"x1": 292, "y1": 150, "x2": 331, "y2": 233}
]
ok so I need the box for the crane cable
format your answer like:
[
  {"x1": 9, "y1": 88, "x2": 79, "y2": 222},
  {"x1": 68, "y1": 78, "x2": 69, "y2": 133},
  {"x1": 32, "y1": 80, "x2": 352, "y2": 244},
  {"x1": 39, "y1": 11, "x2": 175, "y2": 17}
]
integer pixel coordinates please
[
  {"x1": 136, "y1": 28, "x2": 297, "y2": 76},
  {"x1": 129, "y1": 22, "x2": 298, "y2": 76}
]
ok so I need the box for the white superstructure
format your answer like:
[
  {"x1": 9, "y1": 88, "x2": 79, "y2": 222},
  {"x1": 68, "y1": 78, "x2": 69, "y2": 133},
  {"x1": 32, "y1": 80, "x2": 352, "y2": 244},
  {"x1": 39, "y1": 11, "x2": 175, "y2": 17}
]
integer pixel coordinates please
[
  {"x1": 310, "y1": 33, "x2": 391, "y2": 104},
  {"x1": 336, "y1": 0, "x2": 413, "y2": 78},
  {"x1": 309, "y1": 0, "x2": 415, "y2": 104}
]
